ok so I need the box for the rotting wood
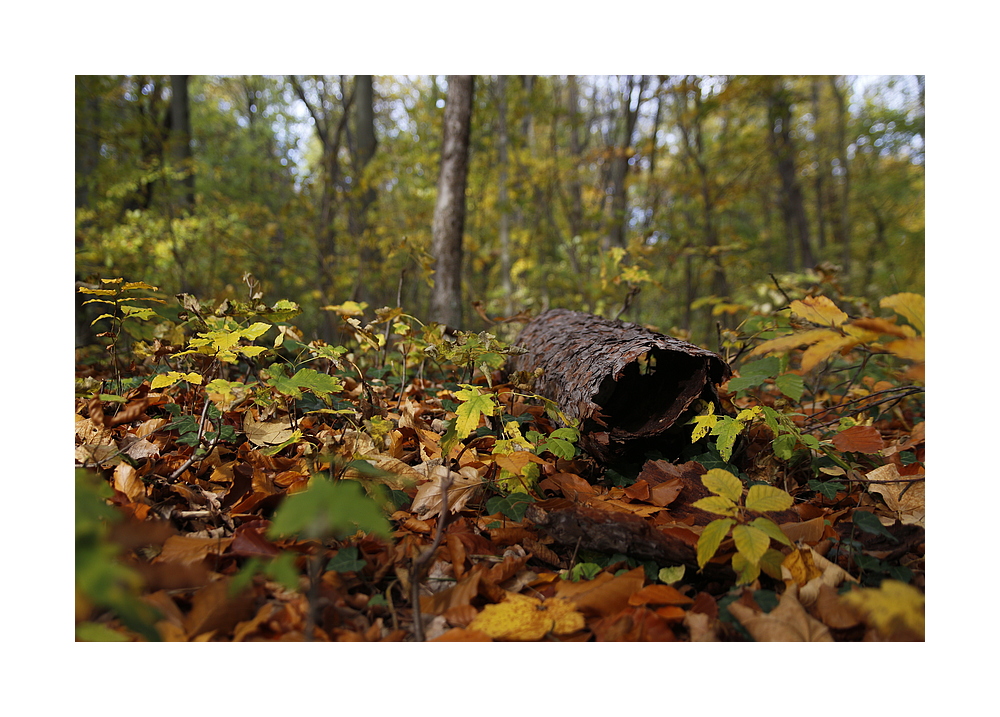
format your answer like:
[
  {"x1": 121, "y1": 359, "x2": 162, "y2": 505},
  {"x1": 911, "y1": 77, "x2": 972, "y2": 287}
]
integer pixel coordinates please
[{"x1": 506, "y1": 309, "x2": 732, "y2": 462}]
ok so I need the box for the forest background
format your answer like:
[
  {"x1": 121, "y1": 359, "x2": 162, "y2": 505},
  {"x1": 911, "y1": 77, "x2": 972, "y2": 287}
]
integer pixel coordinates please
[
  {"x1": 39, "y1": 0, "x2": 993, "y2": 704},
  {"x1": 74, "y1": 74, "x2": 924, "y2": 346}
]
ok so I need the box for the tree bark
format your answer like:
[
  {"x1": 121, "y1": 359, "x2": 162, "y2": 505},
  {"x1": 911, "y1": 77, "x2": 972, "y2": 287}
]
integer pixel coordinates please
[
  {"x1": 766, "y1": 77, "x2": 814, "y2": 270},
  {"x1": 506, "y1": 309, "x2": 731, "y2": 463},
  {"x1": 350, "y1": 75, "x2": 380, "y2": 305},
  {"x1": 496, "y1": 75, "x2": 513, "y2": 313},
  {"x1": 169, "y1": 75, "x2": 195, "y2": 212},
  {"x1": 430, "y1": 75, "x2": 474, "y2": 328}
]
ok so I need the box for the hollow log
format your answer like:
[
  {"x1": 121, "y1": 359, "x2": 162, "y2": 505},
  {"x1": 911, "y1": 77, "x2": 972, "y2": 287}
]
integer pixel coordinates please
[{"x1": 506, "y1": 309, "x2": 732, "y2": 463}]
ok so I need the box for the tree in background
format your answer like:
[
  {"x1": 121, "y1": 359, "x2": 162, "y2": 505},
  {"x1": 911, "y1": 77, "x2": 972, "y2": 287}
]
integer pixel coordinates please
[
  {"x1": 75, "y1": 75, "x2": 924, "y2": 346},
  {"x1": 429, "y1": 75, "x2": 474, "y2": 328}
]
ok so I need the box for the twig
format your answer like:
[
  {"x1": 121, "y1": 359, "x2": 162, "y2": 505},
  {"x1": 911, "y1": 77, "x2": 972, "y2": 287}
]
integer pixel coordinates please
[
  {"x1": 168, "y1": 399, "x2": 222, "y2": 481},
  {"x1": 804, "y1": 386, "x2": 925, "y2": 431},
  {"x1": 769, "y1": 273, "x2": 792, "y2": 305},
  {"x1": 410, "y1": 472, "x2": 454, "y2": 642}
]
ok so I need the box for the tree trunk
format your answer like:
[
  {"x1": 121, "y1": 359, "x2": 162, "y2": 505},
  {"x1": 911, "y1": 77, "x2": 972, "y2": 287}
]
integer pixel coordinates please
[
  {"x1": 506, "y1": 309, "x2": 731, "y2": 463},
  {"x1": 766, "y1": 77, "x2": 814, "y2": 270},
  {"x1": 496, "y1": 75, "x2": 513, "y2": 313},
  {"x1": 350, "y1": 75, "x2": 380, "y2": 305},
  {"x1": 169, "y1": 75, "x2": 195, "y2": 212},
  {"x1": 829, "y1": 76, "x2": 852, "y2": 281},
  {"x1": 430, "y1": 75, "x2": 474, "y2": 328}
]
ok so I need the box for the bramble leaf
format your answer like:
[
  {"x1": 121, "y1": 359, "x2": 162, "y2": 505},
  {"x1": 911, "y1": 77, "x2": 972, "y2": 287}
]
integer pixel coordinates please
[
  {"x1": 701, "y1": 468, "x2": 743, "y2": 503},
  {"x1": 732, "y1": 524, "x2": 770, "y2": 565},
  {"x1": 692, "y1": 495, "x2": 739, "y2": 517},
  {"x1": 749, "y1": 517, "x2": 792, "y2": 547},
  {"x1": 697, "y1": 518, "x2": 735, "y2": 569},
  {"x1": 745, "y1": 484, "x2": 794, "y2": 513}
]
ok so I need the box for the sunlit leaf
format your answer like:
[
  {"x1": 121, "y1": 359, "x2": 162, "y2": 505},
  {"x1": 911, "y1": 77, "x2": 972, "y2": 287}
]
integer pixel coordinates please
[
  {"x1": 732, "y1": 524, "x2": 770, "y2": 565},
  {"x1": 789, "y1": 296, "x2": 848, "y2": 327},
  {"x1": 880, "y1": 293, "x2": 924, "y2": 335}
]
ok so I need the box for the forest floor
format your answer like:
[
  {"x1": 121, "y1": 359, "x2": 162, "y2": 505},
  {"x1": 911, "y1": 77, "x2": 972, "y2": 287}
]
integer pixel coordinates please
[{"x1": 74, "y1": 291, "x2": 924, "y2": 642}]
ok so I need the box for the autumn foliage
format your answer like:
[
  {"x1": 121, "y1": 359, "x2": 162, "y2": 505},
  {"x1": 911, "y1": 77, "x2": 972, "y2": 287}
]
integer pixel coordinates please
[{"x1": 75, "y1": 277, "x2": 924, "y2": 642}]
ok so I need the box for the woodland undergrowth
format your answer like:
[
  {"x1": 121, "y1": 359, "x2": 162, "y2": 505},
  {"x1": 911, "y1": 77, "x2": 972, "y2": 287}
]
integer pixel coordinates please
[{"x1": 75, "y1": 274, "x2": 925, "y2": 642}]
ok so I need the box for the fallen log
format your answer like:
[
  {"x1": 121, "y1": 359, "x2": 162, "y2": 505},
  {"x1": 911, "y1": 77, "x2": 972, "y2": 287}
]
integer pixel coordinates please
[{"x1": 506, "y1": 309, "x2": 732, "y2": 463}]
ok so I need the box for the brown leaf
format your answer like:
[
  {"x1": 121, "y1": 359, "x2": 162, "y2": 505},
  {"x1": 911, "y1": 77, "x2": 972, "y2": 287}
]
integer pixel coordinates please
[
  {"x1": 113, "y1": 463, "x2": 147, "y2": 503},
  {"x1": 557, "y1": 566, "x2": 646, "y2": 617},
  {"x1": 627, "y1": 584, "x2": 693, "y2": 607},
  {"x1": 430, "y1": 627, "x2": 492, "y2": 642},
  {"x1": 155, "y1": 535, "x2": 233, "y2": 566},
  {"x1": 832, "y1": 425, "x2": 885, "y2": 454},
  {"x1": 727, "y1": 584, "x2": 833, "y2": 641},
  {"x1": 183, "y1": 578, "x2": 256, "y2": 640}
]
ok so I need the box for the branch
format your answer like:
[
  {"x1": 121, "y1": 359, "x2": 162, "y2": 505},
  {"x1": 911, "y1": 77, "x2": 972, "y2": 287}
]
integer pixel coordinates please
[{"x1": 409, "y1": 471, "x2": 453, "y2": 642}]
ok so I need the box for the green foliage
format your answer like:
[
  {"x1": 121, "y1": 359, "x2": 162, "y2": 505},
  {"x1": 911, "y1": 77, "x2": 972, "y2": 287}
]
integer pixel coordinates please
[
  {"x1": 693, "y1": 469, "x2": 794, "y2": 584},
  {"x1": 75, "y1": 470, "x2": 160, "y2": 641},
  {"x1": 267, "y1": 477, "x2": 392, "y2": 542}
]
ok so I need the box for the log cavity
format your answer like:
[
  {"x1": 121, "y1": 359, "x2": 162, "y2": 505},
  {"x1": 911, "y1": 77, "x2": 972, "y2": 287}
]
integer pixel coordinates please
[{"x1": 506, "y1": 309, "x2": 731, "y2": 463}]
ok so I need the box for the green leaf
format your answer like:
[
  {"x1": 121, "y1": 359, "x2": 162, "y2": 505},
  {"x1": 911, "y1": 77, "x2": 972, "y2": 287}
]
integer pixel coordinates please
[
  {"x1": 486, "y1": 493, "x2": 534, "y2": 522},
  {"x1": 267, "y1": 478, "x2": 391, "y2": 541},
  {"x1": 327, "y1": 546, "x2": 367, "y2": 573},
  {"x1": 852, "y1": 510, "x2": 899, "y2": 543},
  {"x1": 775, "y1": 373, "x2": 805, "y2": 401},
  {"x1": 731, "y1": 551, "x2": 762, "y2": 586},
  {"x1": 732, "y1": 525, "x2": 770, "y2": 565},
  {"x1": 807, "y1": 479, "x2": 844, "y2": 500},
  {"x1": 697, "y1": 518, "x2": 735, "y2": 569},
  {"x1": 749, "y1": 517, "x2": 793, "y2": 547},
  {"x1": 288, "y1": 368, "x2": 344, "y2": 396},
  {"x1": 745, "y1": 484, "x2": 794, "y2": 513},
  {"x1": 569, "y1": 562, "x2": 603, "y2": 582},
  {"x1": 773, "y1": 433, "x2": 796, "y2": 460},
  {"x1": 658, "y1": 565, "x2": 686, "y2": 584},
  {"x1": 701, "y1": 468, "x2": 744, "y2": 503}
]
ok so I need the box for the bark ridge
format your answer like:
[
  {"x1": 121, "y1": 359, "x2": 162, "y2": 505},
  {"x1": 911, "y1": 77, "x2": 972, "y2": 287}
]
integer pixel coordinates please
[{"x1": 507, "y1": 309, "x2": 732, "y2": 462}]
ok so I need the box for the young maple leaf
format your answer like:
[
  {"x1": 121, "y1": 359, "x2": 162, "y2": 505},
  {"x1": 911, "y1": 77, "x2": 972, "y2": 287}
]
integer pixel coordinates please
[{"x1": 452, "y1": 385, "x2": 497, "y2": 438}]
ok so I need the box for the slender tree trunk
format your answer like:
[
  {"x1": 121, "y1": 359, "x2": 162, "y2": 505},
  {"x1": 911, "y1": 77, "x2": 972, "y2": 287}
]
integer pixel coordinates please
[
  {"x1": 811, "y1": 78, "x2": 827, "y2": 253},
  {"x1": 169, "y1": 75, "x2": 195, "y2": 212},
  {"x1": 430, "y1": 75, "x2": 474, "y2": 328},
  {"x1": 350, "y1": 75, "x2": 381, "y2": 305},
  {"x1": 496, "y1": 75, "x2": 513, "y2": 313},
  {"x1": 829, "y1": 75, "x2": 852, "y2": 281},
  {"x1": 606, "y1": 75, "x2": 646, "y2": 249},
  {"x1": 766, "y1": 77, "x2": 814, "y2": 270}
]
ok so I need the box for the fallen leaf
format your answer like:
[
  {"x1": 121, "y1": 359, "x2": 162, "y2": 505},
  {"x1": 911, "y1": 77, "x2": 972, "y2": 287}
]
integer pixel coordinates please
[
  {"x1": 865, "y1": 463, "x2": 924, "y2": 526},
  {"x1": 840, "y1": 580, "x2": 924, "y2": 641},
  {"x1": 467, "y1": 592, "x2": 584, "y2": 640},
  {"x1": 727, "y1": 584, "x2": 833, "y2": 641},
  {"x1": 410, "y1": 465, "x2": 484, "y2": 519},
  {"x1": 832, "y1": 425, "x2": 885, "y2": 454}
]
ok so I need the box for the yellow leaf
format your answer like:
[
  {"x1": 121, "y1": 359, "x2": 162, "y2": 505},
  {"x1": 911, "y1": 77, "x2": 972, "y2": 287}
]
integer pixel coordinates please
[
  {"x1": 745, "y1": 484, "x2": 794, "y2": 513},
  {"x1": 800, "y1": 333, "x2": 861, "y2": 373},
  {"x1": 701, "y1": 468, "x2": 744, "y2": 503},
  {"x1": 692, "y1": 495, "x2": 739, "y2": 517},
  {"x1": 880, "y1": 293, "x2": 924, "y2": 335},
  {"x1": 748, "y1": 328, "x2": 839, "y2": 358},
  {"x1": 886, "y1": 337, "x2": 925, "y2": 362},
  {"x1": 841, "y1": 580, "x2": 924, "y2": 640},
  {"x1": 732, "y1": 525, "x2": 769, "y2": 565},
  {"x1": 467, "y1": 593, "x2": 584, "y2": 640},
  {"x1": 790, "y1": 296, "x2": 848, "y2": 326}
]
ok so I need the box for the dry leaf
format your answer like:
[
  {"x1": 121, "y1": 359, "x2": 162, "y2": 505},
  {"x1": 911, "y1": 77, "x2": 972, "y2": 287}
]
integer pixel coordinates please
[{"x1": 728, "y1": 584, "x2": 833, "y2": 641}]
